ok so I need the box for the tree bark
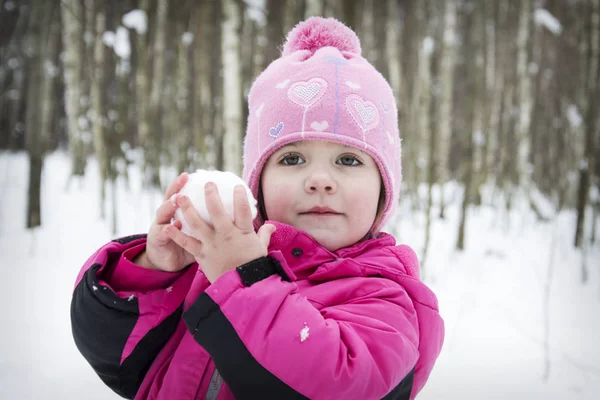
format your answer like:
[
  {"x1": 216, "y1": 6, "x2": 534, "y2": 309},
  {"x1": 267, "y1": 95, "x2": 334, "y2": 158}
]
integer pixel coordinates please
[
  {"x1": 222, "y1": 0, "x2": 243, "y2": 174},
  {"x1": 61, "y1": 0, "x2": 87, "y2": 176},
  {"x1": 264, "y1": 0, "x2": 287, "y2": 69},
  {"x1": 25, "y1": 2, "x2": 53, "y2": 229},
  {"x1": 146, "y1": 0, "x2": 168, "y2": 188},
  {"x1": 457, "y1": 1, "x2": 477, "y2": 250},
  {"x1": 516, "y1": 0, "x2": 533, "y2": 190},
  {"x1": 575, "y1": 0, "x2": 599, "y2": 247},
  {"x1": 90, "y1": 1, "x2": 108, "y2": 218},
  {"x1": 175, "y1": 13, "x2": 192, "y2": 174},
  {"x1": 437, "y1": 0, "x2": 457, "y2": 219}
]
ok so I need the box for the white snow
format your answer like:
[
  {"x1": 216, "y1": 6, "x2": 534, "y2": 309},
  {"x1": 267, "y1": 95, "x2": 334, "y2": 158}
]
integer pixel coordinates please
[
  {"x1": 245, "y1": 0, "x2": 265, "y2": 26},
  {"x1": 534, "y1": 9, "x2": 563, "y2": 36},
  {"x1": 1, "y1": 152, "x2": 599, "y2": 399},
  {"x1": 173, "y1": 170, "x2": 257, "y2": 239},
  {"x1": 567, "y1": 104, "x2": 583, "y2": 129},
  {"x1": 101, "y1": 31, "x2": 116, "y2": 48},
  {"x1": 182, "y1": 32, "x2": 194, "y2": 46},
  {"x1": 423, "y1": 37, "x2": 435, "y2": 56},
  {"x1": 300, "y1": 325, "x2": 310, "y2": 342},
  {"x1": 122, "y1": 9, "x2": 148, "y2": 35},
  {"x1": 114, "y1": 27, "x2": 131, "y2": 60},
  {"x1": 8, "y1": 57, "x2": 19, "y2": 69}
]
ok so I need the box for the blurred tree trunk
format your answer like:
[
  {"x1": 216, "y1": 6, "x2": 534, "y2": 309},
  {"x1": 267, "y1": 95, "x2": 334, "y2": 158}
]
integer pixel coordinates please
[
  {"x1": 134, "y1": 0, "x2": 152, "y2": 182},
  {"x1": 305, "y1": 0, "x2": 324, "y2": 17},
  {"x1": 147, "y1": 0, "x2": 168, "y2": 188},
  {"x1": 575, "y1": 0, "x2": 599, "y2": 248},
  {"x1": 372, "y1": 0, "x2": 388, "y2": 79},
  {"x1": 498, "y1": 2, "x2": 517, "y2": 203},
  {"x1": 90, "y1": 1, "x2": 109, "y2": 219},
  {"x1": 487, "y1": 1, "x2": 502, "y2": 190},
  {"x1": 471, "y1": 2, "x2": 485, "y2": 206},
  {"x1": 241, "y1": 3, "x2": 257, "y2": 154},
  {"x1": 26, "y1": 2, "x2": 54, "y2": 229},
  {"x1": 386, "y1": 0, "x2": 402, "y2": 102},
  {"x1": 174, "y1": 8, "x2": 192, "y2": 174},
  {"x1": 285, "y1": 0, "x2": 306, "y2": 33},
  {"x1": 222, "y1": 0, "x2": 243, "y2": 174},
  {"x1": 437, "y1": 0, "x2": 456, "y2": 219},
  {"x1": 212, "y1": 2, "x2": 224, "y2": 170},
  {"x1": 192, "y1": 1, "x2": 213, "y2": 168},
  {"x1": 457, "y1": 1, "x2": 478, "y2": 250},
  {"x1": 61, "y1": 0, "x2": 87, "y2": 177},
  {"x1": 3, "y1": 4, "x2": 28, "y2": 150},
  {"x1": 361, "y1": 0, "x2": 375, "y2": 64},
  {"x1": 516, "y1": 0, "x2": 533, "y2": 192},
  {"x1": 340, "y1": 0, "x2": 363, "y2": 35},
  {"x1": 264, "y1": 0, "x2": 287, "y2": 69}
]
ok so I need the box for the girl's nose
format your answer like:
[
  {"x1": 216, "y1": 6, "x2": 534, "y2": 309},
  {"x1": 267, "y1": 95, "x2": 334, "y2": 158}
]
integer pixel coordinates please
[{"x1": 305, "y1": 170, "x2": 337, "y2": 194}]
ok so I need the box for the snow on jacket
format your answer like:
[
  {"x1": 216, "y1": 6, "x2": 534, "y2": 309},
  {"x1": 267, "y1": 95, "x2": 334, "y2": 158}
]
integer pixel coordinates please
[{"x1": 71, "y1": 221, "x2": 444, "y2": 400}]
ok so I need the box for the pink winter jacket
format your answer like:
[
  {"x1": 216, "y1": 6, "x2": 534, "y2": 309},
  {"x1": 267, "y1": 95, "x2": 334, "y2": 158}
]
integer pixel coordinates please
[{"x1": 71, "y1": 221, "x2": 444, "y2": 400}]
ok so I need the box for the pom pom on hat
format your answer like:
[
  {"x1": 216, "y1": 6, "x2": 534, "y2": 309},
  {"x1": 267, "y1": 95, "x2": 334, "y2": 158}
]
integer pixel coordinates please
[{"x1": 282, "y1": 17, "x2": 361, "y2": 56}]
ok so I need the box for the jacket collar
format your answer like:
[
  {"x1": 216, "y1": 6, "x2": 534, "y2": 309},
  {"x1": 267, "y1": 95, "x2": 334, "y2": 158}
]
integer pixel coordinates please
[{"x1": 265, "y1": 221, "x2": 397, "y2": 281}]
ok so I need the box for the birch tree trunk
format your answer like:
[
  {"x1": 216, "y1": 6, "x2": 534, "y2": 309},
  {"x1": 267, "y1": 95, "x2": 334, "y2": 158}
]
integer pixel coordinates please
[
  {"x1": 457, "y1": 2, "x2": 477, "y2": 250},
  {"x1": 487, "y1": 1, "x2": 503, "y2": 188},
  {"x1": 305, "y1": 0, "x2": 324, "y2": 17},
  {"x1": 575, "y1": 0, "x2": 600, "y2": 248},
  {"x1": 25, "y1": 2, "x2": 53, "y2": 229},
  {"x1": 471, "y1": 3, "x2": 486, "y2": 206},
  {"x1": 516, "y1": 0, "x2": 533, "y2": 192},
  {"x1": 90, "y1": 2, "x2": 108, "y2": 219},
  {"x1": 134, "y1": 1, "x2": 151, "y2": 182},
  {"x1": 147, "y1": 0, "x2": 168, "y2": 188},
  {"x1": 175, "y1": 16, "x2": 192, "y2": 174},
  {"x1": 264, "y1": 0, "x2": 287, "y2": 69},
  {"x1": 437, "y1": 0, "x2": 456, "y2": 219},
  {"x1": 61, "y1": 0, "x2": 87, "y2": 177},
  {"x1": 222, "y1": 0, "x2": 243, "y2": 174},
  {"x1": 386, "y1": 0, "x2": 402, "y2": 103},
  {"x1": 192, "y1": 1, "x2": 214, "y2": 168},
  {"x1": 285, "y1": 0, "x2": 306, "y2": 34}
]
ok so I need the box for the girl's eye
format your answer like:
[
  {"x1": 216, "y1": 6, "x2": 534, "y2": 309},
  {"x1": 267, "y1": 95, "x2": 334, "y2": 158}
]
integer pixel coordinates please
[
  {"x1": 337, "y1": 155, "x2": 362, "y2": 166},
  {"x1": 280, "y1": 154, "x2": 305, "y2": 165}
]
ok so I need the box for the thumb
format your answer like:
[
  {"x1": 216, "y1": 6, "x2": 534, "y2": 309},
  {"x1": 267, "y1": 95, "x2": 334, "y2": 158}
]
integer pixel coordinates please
[{"x1": 257, "y1": 223, "x2": 276, "y2": 248}]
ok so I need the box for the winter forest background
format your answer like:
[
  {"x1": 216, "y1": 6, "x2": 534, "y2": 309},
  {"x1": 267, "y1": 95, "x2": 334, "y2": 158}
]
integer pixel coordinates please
[{"x1": 1, "y1": 0, "x2": 600, "y2": 399}]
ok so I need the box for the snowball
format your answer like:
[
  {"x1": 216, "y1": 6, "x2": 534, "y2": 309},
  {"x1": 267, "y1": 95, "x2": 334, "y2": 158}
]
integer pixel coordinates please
[{"x1": 174, "y1": 170, "x2": 257, "y2": 238}]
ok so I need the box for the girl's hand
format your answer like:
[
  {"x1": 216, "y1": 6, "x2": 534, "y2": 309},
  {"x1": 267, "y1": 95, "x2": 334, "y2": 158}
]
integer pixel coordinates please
[
  {"x1": 137, "y1": 173, "x2": 196, "y2": 272},
  {"x1": 165, "y1": 182, "x2": 276, "y2": 283}
]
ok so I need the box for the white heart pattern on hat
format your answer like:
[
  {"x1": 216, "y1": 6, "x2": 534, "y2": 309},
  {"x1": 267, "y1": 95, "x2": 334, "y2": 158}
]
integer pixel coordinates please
[
  {"x1": 288, "y1": 78, "x2": 328, "y2": 108},
  {"x1": 310, "y1": 121, "x2": 329, "y2": 132},
  {"x1": 345, "y1": 94, "x2": 379, "y2": 131}
]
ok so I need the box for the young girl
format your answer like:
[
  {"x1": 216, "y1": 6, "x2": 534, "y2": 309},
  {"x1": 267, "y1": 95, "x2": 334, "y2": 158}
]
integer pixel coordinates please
[{"x1": 71, "y1": 17, "x2": 444, "y2": 400}]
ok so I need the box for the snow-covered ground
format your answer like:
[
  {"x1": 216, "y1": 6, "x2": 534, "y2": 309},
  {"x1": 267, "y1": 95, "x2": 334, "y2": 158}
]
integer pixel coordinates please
[{"x1": 1, "y1": 151, "x2": 599, "y2": 399}]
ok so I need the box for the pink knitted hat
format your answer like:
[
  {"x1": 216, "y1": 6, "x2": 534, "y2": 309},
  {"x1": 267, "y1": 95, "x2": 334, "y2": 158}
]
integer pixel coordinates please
[{"x1": 242, "y1": 17, "x2": 402, "y2": 232}]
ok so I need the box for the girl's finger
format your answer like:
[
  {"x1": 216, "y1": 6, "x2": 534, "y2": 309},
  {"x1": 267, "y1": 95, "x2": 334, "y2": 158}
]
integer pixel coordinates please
[
  {"x1": 164, "y1": 172, "x2": 188, "y2": 201},
  {"x1": 233, "y1": 185, "x2": 254, "y2": 233},
  {"x1": 177, "y1": 195, "x2": 212, "y2": 241},
  {"x1": 155, "y1": 196, "x2": 179, "y2": 225},
  {"x1": 204, "y1": 183, "x2": 232, "y2": 231},
  {"x1": 164, "y1": 225, "x2": 203, "y2": 258}
]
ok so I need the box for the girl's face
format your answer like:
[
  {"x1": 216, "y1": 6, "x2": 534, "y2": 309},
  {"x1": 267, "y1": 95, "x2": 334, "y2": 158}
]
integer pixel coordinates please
[{"x1": 260, "y1": 140, "x2": 382, "y2": 252}]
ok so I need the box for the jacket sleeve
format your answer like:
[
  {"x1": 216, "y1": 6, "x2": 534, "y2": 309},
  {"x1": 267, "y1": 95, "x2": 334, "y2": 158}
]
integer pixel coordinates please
[
  {"x1": 70, "y1": 235, "x2": 197, "y2": 399},
  {"x1": 183, "y1": 253, "x2": 419, "y2": 400}
]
